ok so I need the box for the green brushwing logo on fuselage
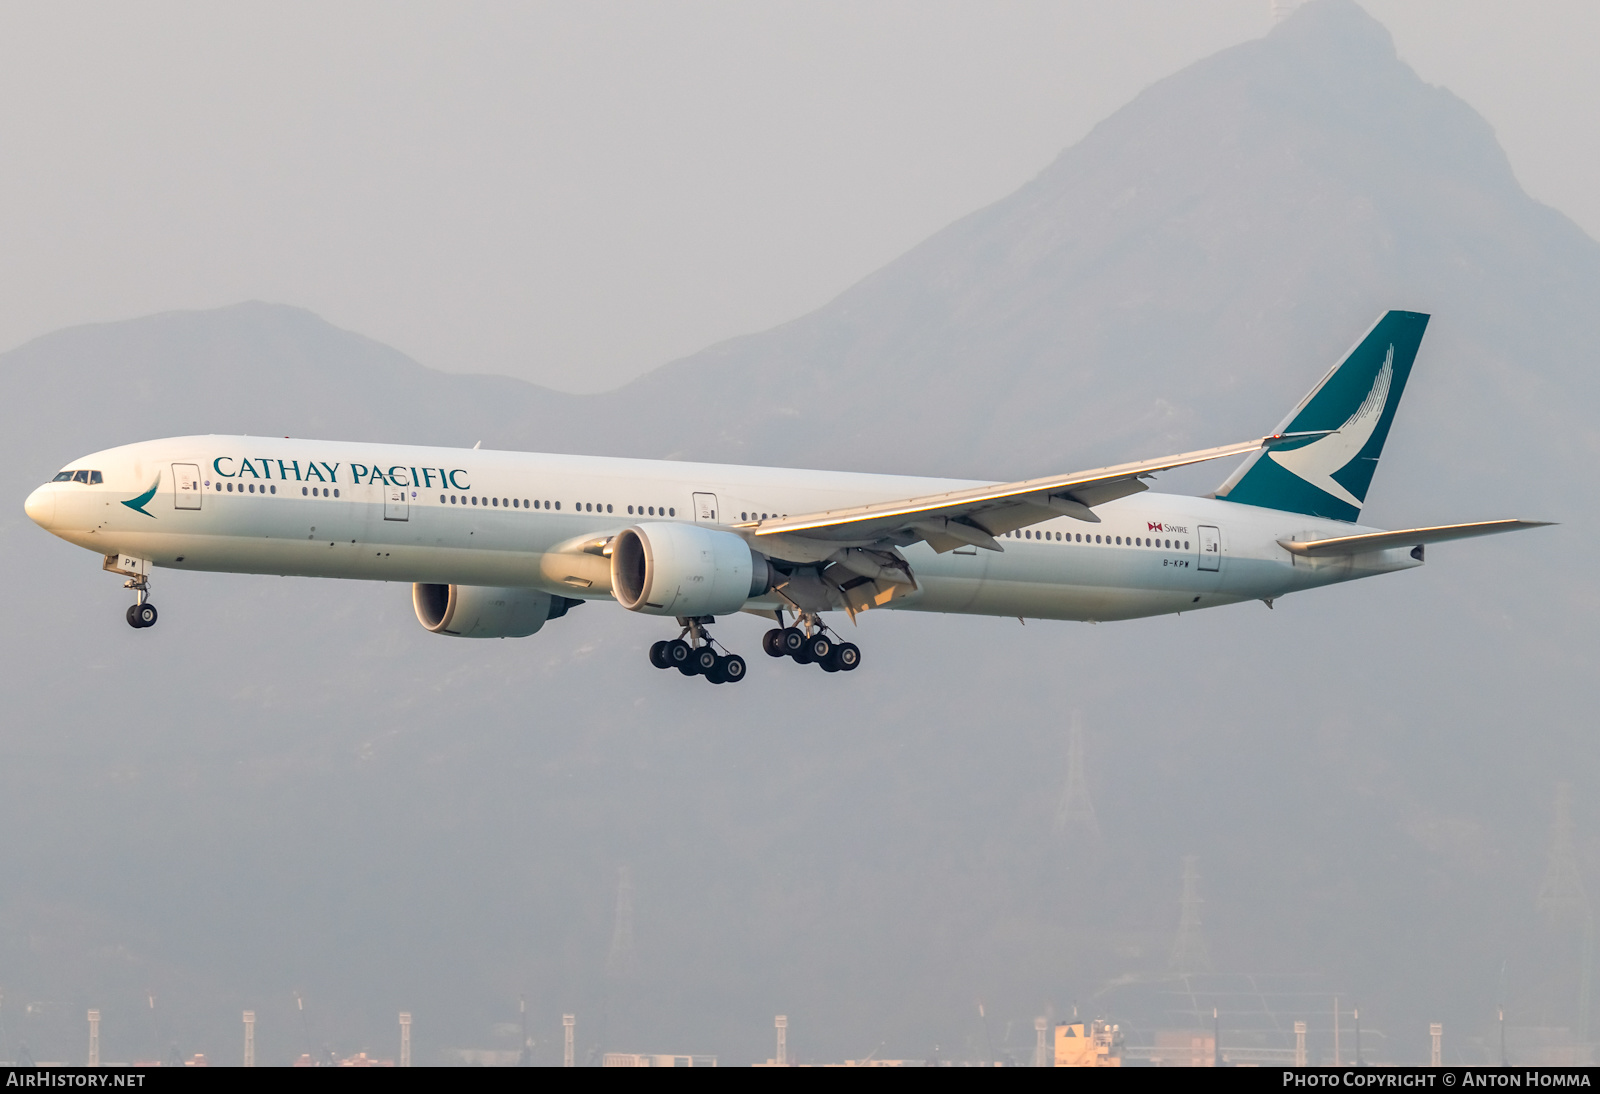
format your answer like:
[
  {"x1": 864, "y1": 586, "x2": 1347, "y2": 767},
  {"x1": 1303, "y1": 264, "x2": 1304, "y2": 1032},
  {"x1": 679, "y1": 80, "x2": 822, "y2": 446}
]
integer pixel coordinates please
[{"x1": 122, "y1": 477, "x2": 160, "y2": 517}]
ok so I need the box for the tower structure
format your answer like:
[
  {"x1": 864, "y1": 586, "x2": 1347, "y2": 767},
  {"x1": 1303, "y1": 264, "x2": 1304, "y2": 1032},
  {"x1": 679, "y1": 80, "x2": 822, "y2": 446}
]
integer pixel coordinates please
[
  {"x1": 399, "y1": 1012, "x2": 411, "y2": 1068},
  {"x1": 1294, "y1": 1021, "x2": 1306, "y2": 1066},
  {"x1": 1034, "y1": 1017, "x2": 1048, "y2": 1067},
  {"x1": 87, "y1": 1010, "x2": 100, "y2": 1067},
  {"x1": 1536, "y1": 781, "x2": 1593, "y2": 1037},
  {"x1": 775, "y1": 1015, "x2": 787, "y2": 1066},
  {"x1": 1538, "y1": 783, "x2": 1589, "y2": 919},
  {"x1": 605, "y1": 866, "x2": 638, "y2": 980},
  {"x1": 1430, "y1": 1023, "x2": 1442, "y2": 1067},
  {"x1": 1054, "y1": 711, "x2": 1102, "y2": 844},
  {"x1": 1169, "y1": 855, "x2": 1213, "y2": 975},
  {"x1": 563, "y1": 1014, "x2": 575, "y2": 1067},
  {"x1": 243, "y1": 1011, "x2": 255, "y2": 1067}
]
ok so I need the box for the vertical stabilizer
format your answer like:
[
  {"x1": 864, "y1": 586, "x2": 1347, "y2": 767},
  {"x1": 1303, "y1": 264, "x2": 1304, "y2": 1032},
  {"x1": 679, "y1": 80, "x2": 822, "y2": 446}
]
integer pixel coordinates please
[{"x1": 1216, "y1": 310, "x2": 1428, "y2": 521}]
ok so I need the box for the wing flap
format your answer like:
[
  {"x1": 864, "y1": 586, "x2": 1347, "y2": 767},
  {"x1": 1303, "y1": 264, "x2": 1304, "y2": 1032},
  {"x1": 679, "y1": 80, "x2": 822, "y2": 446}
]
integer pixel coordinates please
[{"x1": 1279, "y1": 519, "x2": 1552, "y2": 557}]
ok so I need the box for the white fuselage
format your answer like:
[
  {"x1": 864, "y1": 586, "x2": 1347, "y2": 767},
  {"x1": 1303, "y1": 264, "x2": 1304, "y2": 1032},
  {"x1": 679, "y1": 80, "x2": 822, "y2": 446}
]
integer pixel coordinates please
[{"x1": 24, "y1": 435, "x2": 1420, "y2": 622}]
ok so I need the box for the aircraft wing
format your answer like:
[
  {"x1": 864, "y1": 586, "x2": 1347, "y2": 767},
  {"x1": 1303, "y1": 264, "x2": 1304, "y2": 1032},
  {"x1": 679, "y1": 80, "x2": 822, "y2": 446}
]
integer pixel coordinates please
[
  {"x1": 1278, "y1": 519, "x2": 1553, "y2": 558},
  {"x1": 742, "y1": 432, "x2": 1324, "y2": 556}
]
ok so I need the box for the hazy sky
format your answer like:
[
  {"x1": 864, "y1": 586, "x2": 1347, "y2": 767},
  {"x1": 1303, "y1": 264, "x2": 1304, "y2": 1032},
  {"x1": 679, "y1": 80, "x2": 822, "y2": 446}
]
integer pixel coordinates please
[{"x1": 0, "y1": 1, "x2": 1595, "y2": 393}]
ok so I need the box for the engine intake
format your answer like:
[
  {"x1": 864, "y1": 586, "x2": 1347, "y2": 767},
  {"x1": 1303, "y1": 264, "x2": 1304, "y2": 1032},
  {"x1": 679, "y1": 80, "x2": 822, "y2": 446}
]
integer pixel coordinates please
[
  {"x1": 413, "y1": 584, "x2": 581, "y2": 638},
  {"x1": 611, "y1": 522, "x2": 771, "y2": 616}
]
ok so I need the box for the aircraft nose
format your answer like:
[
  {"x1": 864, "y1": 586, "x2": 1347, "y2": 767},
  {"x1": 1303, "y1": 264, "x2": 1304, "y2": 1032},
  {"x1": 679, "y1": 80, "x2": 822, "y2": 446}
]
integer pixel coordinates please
[{"x1": 24, "y1": 485, "x2": 56, "y2": 528}]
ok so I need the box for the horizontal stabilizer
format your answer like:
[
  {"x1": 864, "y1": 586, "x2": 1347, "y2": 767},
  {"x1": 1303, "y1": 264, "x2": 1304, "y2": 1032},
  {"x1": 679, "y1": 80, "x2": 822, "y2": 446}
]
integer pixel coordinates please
[{"x1": 1279, "y1": 519, "x2": 1552, "y2": 558}]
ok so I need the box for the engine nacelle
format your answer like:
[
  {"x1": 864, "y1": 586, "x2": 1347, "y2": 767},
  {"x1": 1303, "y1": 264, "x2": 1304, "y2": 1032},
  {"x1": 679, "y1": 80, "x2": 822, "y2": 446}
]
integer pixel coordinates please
[
  {"x1": 412, "y1": 583, "x2": 580, "y2": 638},
  {"x1": 611, "y1": 522, "x2": 771, "y2": 616}
]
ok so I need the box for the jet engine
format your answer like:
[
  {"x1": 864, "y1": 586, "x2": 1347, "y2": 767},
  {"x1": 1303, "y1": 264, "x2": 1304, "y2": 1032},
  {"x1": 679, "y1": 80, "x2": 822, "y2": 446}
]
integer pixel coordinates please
[
  {"x1": 412, "y1": 583, "x2": 581, "y2": 638},
  {"x1": 610, "y1": 522, "x2": 771, "y2": 616}
]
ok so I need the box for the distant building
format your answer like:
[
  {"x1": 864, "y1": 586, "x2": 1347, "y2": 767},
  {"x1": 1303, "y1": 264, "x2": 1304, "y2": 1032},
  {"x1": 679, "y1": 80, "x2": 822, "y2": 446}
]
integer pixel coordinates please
[
  {"x1": 603, "y1": 1053, "x2": 717, "y2": 1067},
  {"x1": 1150, "y1": 1030, "x2": 1214, "y2": 1067},
  {"x1": 1055, "y1": 1021, "x2": 1123, "y2": 1067},
  {"x1": 338, "y1": 1052, "x2": 394, "y2": 1067}
]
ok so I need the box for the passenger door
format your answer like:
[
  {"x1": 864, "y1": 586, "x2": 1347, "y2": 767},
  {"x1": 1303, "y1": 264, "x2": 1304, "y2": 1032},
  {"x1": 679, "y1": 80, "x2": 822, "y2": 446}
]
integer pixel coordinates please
[
  {"x1": 172, "y1": 463, "x2": 202, "y2": 510},
  {"x1": 1197, "y1": 524, "x2": 1221, "y2": 571},
  {"x1": 692, "y1": 492, "x2": 719, "y2": 523},
  {"x1": 384, "y1": 483, "x2": 410, "y2": 521}
]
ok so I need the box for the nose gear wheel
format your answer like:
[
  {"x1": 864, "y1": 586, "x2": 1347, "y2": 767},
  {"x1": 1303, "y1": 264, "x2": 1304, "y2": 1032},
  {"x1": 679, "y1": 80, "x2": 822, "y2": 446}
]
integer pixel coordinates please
[{"x1": 123, "y1": 575, "x2": 157, "y2": 629}]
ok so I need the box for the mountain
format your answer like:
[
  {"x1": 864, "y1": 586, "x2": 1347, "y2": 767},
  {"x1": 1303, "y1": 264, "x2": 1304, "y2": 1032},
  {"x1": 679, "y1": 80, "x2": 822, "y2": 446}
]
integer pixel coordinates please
[{"x1": 0, "y1": 0, "x2": 1595, "y2": 1065}]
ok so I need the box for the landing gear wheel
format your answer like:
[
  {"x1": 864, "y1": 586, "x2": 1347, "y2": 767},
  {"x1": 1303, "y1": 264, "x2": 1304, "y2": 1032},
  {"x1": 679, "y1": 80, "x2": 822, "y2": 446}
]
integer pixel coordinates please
[
  {"x1": 804, "y1": 634, "x2": 832, "y2": 664},
  {"x1": 649, "y1": 640, "x2": 672, "y2": 669},
  {"x1": 668, "y1": 639, "x2": 695, "y2": 674},
  {"x1": 691, "y1": 647, "x2": 719, "y2": 676},
  {"x1": 833, "y1": 642, "x2": 861, "y2": 672},
  {"x1": 779, "y1": 627, "x2": 806, "y2": 656},
  {"x1": 127, "y1": 603, "x2": 157, "y2": 629},
  {"x1": 126, "y1": 604, "x2": 142, "y2": 629},
  {"x1": 707, "y1": 655, "x2": 729, "y2": 684},
  {"x1": 720, "y1": 654, "x2": 747, "y2": 683},
  {"x1": 762, "y1": 629, "x2": 787, "y2": 658}
]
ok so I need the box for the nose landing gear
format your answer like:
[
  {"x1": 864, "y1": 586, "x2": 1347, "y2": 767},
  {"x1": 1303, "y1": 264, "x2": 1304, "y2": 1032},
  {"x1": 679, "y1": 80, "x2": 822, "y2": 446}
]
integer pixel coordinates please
[
  {"x1": 763, "y1": 612, "x2": 860, "y2": 673},
  {"x1": 648, "y1": 617, "x2": 747, "y2": 684},
  {"x1": 124, "y1": 578, "x2": 158, "y2": 629}
]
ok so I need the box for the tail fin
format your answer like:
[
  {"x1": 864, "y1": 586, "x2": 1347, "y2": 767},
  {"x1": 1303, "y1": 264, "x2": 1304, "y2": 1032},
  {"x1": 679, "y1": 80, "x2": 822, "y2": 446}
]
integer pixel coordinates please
[{"x1": 1215, "y1": 310, "x2": 1429, "y2": 521}]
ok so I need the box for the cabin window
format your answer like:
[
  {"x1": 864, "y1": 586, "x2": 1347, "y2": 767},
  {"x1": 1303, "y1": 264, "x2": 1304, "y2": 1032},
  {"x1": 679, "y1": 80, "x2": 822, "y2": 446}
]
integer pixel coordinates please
[
  {"x1": 512, "y1": 498, "x2": 519, "y2": 508},
  {"x1": 270, "y1": 485, "x2": 276, "y2": 494},
  {"x1": 606, "y1": 504, "x2": 612, "y2": 513},
  {"x1": 669, "y1": 507, "x2": 675, "y2": 516},
  {"x1": 492, "y1": 497, "x2": 498, "y2": 506}
]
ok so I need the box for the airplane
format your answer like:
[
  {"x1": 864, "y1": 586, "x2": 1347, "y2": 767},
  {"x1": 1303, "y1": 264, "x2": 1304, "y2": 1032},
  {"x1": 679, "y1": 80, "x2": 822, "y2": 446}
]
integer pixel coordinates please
[{"x1": 24, "y1": 310, "x2": 1547, "y2": 684}]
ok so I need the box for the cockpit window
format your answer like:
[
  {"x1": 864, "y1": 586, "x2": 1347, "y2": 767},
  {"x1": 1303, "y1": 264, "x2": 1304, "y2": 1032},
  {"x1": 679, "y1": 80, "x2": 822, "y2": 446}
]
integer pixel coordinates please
[
  {"x1": 52, "y1": 471, "x2": 73, "y2": 482},
  {"x1": 89, "y1": 471, "x2": 102, "y2": 484},
  {"x1": 51, "y1": 470, "x2": 102, "y2": 484},
  {"x1": 72, "y1": 470, "x2": 90, "y2": 483}
]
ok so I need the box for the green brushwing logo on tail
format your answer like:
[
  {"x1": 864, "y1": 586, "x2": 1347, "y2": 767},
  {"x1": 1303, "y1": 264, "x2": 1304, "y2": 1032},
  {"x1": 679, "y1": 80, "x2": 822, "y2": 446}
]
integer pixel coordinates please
[
  {"x1": 122, "y1": 477, "x2": 160, "y2": 517},
  {"x1": 1217, "y1": 310, "x2": 1429, "y2": 522}
]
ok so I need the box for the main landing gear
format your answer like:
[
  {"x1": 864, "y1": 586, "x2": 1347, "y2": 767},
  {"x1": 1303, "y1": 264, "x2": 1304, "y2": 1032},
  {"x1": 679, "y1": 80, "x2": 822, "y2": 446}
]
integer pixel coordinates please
[
  {"x1": 124, "y1": 577, "x2": 158, "y2": 629},
  {"x1": 763, "y1": 612, "x2": 860, "y2": 674},
  {"x1": 648, "y1": 616, "x2": 747, "y2": 685}
]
